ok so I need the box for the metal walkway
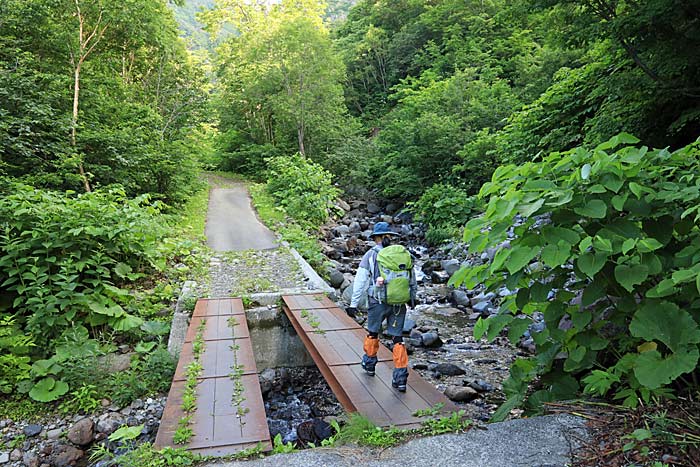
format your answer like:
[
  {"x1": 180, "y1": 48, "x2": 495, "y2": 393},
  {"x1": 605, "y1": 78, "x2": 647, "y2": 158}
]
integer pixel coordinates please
[
  {"x1": 282, "y1": 294, "x2": 457, "y2": 428},
  {"x1": 155, "y1": 299, "x2": 272, "y2": 455}
]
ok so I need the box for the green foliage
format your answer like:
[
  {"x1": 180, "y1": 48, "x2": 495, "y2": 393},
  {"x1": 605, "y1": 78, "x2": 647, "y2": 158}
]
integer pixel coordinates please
[
  {"x1": 452, "y1": 135, "x2": 700, "y2": 419},
  {"x1": 0, "y1": 186, "x2": 166, "y2": 351},
  {"x1": 0, "y1": 317, "x2": 33, "y2": 394},
  {"x1": 110, "y1": 443, "x2": 201, "y2": 467},
  {"x1": 421, "y1": 410, "x2": 471, "y2": 435},
  {"x1": 0, "y1": 0, "x2": 209, "y2": 203},
  {"x1": 266, "y1": 153, "x2": 341, "y2": 227},
  {"x1": 59, "y1": 384, "x2": 100, "y2": 414},
  {"x1": 272, "y1": 433, "x2": 297, "y2": 454},
  {"x1": 109, "y1": 424, "x2": 144, "y2": 443},
  {"x1": 411, "y1": 183, "x2": 480, "y2": 244}
]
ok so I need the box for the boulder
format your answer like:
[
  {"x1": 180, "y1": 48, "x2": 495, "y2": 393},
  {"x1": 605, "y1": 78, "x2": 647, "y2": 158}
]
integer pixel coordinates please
[
  {"x1": 23, "y1": 424, "x2": 42, "y2": 437},
  {"x1": 328, "y1": 269, "x2": 345, "y2": 289},
  {"x1": 385, "y1": 203, "x2": 401, "y2": 214},
  {"x1": 367, "y1": 202, "x2": 381, "y2": 214},
  {"x1": 451, "y1": 290, "x2": 470, "y2": 307},
  {"x1": 22, "y1": 452, "x2": 38, "y2": 467},
  {"x1": 431, "y1": 270, "x2": 449, "y2": 284},
  {"x1": 348, "y1": 221, "x2": 361, "y2": 234},
  {"x1": 421, "y1": 331, "x2": 441, "y2": 347},
  {"x1": 67, "y1": 418, "x2": 94, "y2": 446},
  {"x1": 444, "y1": 386, "x2": 479, "y2": 402},
  {"x1": 435, "y1": 363, "x2": 466, "y2": 376},
  {"x1": 51, "y1": 445, "x2": 83, "y2": 467},
  {"x1": 96, "y1": 413, "x2": 123, "y2": 436},
  {"x1": 440, "y1": 259, "x2": 461, "y2": 277},
  {"x1": 473, "y1": 301, "x2": 493, "y2": 314},
  {"x1": 334, "y1": 225, "x2": 350, "y2": 237},
  {"x1": 336, "y1": 199, "x2": 351, "y2": 211},
  {"x1": 380, "y1": 215, "x2": 393, "y2": 224}
]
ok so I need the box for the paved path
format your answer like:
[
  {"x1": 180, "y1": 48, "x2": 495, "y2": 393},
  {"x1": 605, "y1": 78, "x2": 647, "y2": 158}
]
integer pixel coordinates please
[
  {"x1": 207, "y1": 414, "x2": 587, "y2": 467},
  {"x1": 205, "y1": 184, "x2": 277, "y2": 251}
]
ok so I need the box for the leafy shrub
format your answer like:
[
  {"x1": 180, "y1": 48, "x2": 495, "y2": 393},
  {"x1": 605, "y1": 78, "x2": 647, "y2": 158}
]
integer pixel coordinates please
[
  {"x1": 0, "y1": 185, "x2": 166, "y2": 350},
  {"x1": 266, "y1": 153, "x2": 341, "y2": 227},
  {"x1": 452, "y1": 134, "x2": 700, "y2": 420},
  {"x1": 410, "y1": 183, "x2": 480, "y2": 244},
  {"x1": 0, "y1": 317, "x2": 33, "y2": 394}
]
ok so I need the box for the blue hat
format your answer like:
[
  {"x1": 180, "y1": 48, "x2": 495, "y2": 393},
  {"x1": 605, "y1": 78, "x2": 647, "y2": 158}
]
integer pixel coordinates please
[{"x1": 369, "y1": 221, "x2": 399, "y2": 238}]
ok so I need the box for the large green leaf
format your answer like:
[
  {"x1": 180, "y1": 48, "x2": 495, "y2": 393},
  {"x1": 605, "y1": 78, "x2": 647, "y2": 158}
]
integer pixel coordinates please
[
  {"x1": 541, "y1": 241, "x2": 571, "y2": 268},
  {"x1": 614, "y1": 264, "x2": 649, "y2": 292},
  {"x1": 629, "y1": 302, "x2": 700, "y2": 352},
  {"x1": 29, "y1": 377, "x2": 69, "y2": 402},
  {"x1": 634, "y1": 349, "x2": 699, "y2": 389},
  {"x1": 577, "y1": 251, "x2": 608, "y2": 278},
  {"x1": 505, "y1": 246, "x2": 539, "y2": 274},
  {"x1": 574, "y1": 200, "x2": 607, "y2": 219}
]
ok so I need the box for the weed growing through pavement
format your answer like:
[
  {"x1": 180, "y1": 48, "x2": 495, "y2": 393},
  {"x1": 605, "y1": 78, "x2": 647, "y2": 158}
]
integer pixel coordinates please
[
  {"x1": 174, "y1": 319, "x2": 206, "y2": 444},
  {"x1": 300, "y1": 309, "x2": 325, "y2": 334},
  {"x1": 227, "y1": 317, "x2": 249, "y2": 426}
]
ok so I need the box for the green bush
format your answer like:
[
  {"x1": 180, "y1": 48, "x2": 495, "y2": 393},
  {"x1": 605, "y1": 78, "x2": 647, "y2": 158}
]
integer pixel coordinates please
[
  {"x1": 266, "y1": 153, "x2": 341, "y2": 227},
  {"x1": 0, "y1": 185, "x2": 166, "y2": 349},
  {"x1": 452, "y1": 134, "x2": 700, "y2": 420},
  {"x1": 410, "y1": 183, "x2": 480, "y2": 244}
]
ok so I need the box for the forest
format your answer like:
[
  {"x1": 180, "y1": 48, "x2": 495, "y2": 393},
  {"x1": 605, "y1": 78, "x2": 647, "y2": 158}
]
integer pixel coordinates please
[{"x1": 1, "y1": 0, "x2": 700, "y2": 462}]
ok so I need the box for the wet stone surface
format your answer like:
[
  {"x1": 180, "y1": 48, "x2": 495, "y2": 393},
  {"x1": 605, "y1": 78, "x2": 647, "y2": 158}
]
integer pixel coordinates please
[{"x1": 260, "y1": 367, "x2": 342, "y2": 445}]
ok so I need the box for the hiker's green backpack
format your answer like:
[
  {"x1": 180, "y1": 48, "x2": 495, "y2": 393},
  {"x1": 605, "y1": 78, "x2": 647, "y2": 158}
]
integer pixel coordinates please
[{"x1": 376, "y1": 245, "x2": 413, "y2": 305}]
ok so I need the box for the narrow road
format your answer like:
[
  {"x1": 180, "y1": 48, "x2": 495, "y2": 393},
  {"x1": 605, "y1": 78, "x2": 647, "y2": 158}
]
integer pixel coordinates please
[{"x1": 205, "y1": 183, "x2": 277, "y2": 251}]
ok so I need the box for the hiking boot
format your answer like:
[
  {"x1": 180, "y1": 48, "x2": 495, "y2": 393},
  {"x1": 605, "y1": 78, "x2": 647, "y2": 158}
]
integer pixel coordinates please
[
  {"x1": 361, "y1": 355, "x2": 377, "y2": 376},
  {"x1": 392, "y1": 367, "x2": 408, "y2": 392}
]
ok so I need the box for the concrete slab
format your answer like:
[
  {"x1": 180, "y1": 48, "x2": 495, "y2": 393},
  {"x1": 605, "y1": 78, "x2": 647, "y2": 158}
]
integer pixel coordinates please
[{"x1": 205, "y1": 414, "x2": 587, "y2": 467}]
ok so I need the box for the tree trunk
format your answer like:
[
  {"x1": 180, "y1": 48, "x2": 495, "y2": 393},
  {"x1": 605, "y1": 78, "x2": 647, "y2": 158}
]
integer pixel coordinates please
[{"x1": 71, "y1": 61, "x2": 91, "y2": 192}]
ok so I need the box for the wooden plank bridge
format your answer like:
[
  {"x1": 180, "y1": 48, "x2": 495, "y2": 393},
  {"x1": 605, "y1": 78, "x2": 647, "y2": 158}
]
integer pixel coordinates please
[{"x1": 155, "y1": 295, "x2": 456, "y2": 456}]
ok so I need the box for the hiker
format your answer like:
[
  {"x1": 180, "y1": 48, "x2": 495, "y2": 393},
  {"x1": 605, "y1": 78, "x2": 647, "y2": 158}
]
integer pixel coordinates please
[{"x1": 346, "y1": 222, "x2": 416, "y2": 392}]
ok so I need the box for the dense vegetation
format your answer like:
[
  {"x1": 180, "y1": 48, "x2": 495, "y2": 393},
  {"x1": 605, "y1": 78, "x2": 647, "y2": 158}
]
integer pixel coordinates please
[
  {"x1": 0, "y1": 0, "x2": 209, "y2": 407},
  {"x1": 2, "y1": 0, "x2": 700, "y2": 450}
]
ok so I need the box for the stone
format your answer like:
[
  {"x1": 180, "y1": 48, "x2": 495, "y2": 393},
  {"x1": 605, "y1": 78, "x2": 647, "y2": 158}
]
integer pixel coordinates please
[
  {"x1": 435, "y1": 363, "x2": 466, "y2": 376},
  {"x1": 95, "y1": 414, "x2": 123, "y2": 436},
  {"x1": 380, "y1": 215, "x2": 393, "y2": 224},
  {"x1": 472, "y1": 301, "x2": 493, "y2": 314},
  {"x1": 328, "y1": 269, "x2": 345, "y2": 289},
  {"x1": 0, "y1": 451, "x2": 8, "y2": 464},
  {"x1": 260, "y1": 368, "x2": 276, "y2": 383},
  {"x1": 400, "y1": 224, "x2": 412, "y2": 236},
  {"x1": 348, "y1": 221, "x2": 361, "y2": 234},
  {"x1": 9, "y1": 450, "x2": 21, "y2": 461},
  {"x1": 97, "y1": 352, "x2": 133, "y2": 373},
  {"x1": 430, "y1": 270, "x2": 449, "y2": 284},
  {"x1": 46, "y1": 428, "x2": 63, "y2": 440},
  {"x1": 440, "y1": 259, "x2": 461, "y2": 277},
  {"x1": 51, "y1": 445, "x2": 83, "y2": 467},
  {"x1": 444, "y1": 386, "x2": 479, "y2": 402},
  {"x1": 22, "y1": 452, "x2": 39, "y2": 467},
  {"x1": 451, "y1": 290, "x2": 470, "y2": 307},
  {"x1": 421, "y1": 332, "x2": 441, "y2": 348},
  {"x1": 471, "y1": 291, "x2": 496, "y2": 304},
  {"x1": 67, "y1": 418, "x2": 94, "y2": 446},
  {"x1": 334, "y1": 225, "x2": 350, "y2": 237},
  {"x1": 23, "y1": 424, "x2": 42, "y2": 437},
  {"x1": 336, "y1": 199, "x2": 351, "y2": 211},
  {"x1": 411, "y1": 362, "x2": 429, "y2": 370},
  {"x1": 465, "y1": 380, "x2": 494, "y2": 393},
  {"x1": 367, "y1": 202, "x2": 381, "y2": 214},
  {"x1": 385, "y1": 203, "x2": 401, "y2": 214}
]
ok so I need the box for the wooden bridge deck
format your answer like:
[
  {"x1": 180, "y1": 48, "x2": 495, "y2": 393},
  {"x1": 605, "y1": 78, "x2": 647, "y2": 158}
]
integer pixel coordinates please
[
  {"x1": 282, "y1": 294, "x2": 457, "y2": 428},
  {"x1": 155, "y1": 298, "x2": 272, "y2": 455}
]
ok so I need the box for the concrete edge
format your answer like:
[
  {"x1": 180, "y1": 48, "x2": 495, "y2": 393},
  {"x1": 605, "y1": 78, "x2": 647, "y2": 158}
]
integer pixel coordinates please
[
  {"x1": 283, "y1": 241, "x2": 336, "y2": 297},
  {"x1": 167, "y1": 280, "x2": 197, "y2": 357}
]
